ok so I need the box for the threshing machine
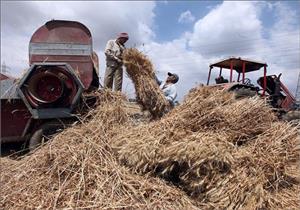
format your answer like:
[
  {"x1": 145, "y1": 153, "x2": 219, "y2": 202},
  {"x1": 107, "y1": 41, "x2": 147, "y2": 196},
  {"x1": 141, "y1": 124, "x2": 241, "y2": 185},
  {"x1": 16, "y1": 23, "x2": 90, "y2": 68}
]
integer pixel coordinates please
[{"x1": 1, "y1": 20, "x2": 100, "y2": 150}]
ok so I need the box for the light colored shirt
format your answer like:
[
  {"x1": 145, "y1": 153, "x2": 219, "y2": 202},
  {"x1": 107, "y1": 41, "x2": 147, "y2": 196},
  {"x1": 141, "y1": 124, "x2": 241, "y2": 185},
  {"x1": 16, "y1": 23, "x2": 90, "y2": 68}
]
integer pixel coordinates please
[
  {"x1": 105, "y1": 39, "x2": 125, "y2": 66},
  {"x1": 160, "y1": 82, "x2": 177, "y2": 102}
]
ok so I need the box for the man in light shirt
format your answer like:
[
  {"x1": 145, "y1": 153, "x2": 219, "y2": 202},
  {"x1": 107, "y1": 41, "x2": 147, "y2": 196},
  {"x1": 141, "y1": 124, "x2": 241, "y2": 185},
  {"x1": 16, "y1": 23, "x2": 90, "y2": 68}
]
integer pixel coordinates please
[
  {"x1": 104, "y1": 33, "x2": 129, "y2": 91},
  {"x1": 156, "y1": 72, "x2": 179, "y2": 107}
]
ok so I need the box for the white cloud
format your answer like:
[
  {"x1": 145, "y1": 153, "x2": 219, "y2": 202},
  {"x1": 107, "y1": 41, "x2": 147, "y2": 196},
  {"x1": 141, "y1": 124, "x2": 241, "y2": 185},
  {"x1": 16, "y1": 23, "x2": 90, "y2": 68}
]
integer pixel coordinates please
[
  {"x1": 1, "y1": 1, "x2": 156, "y2": 77},
  {"x1": 144, "y1": 1, "x2": 299, "y2": 99},
  {"x1": 263, "y1": 2, "x2": 300, "y2": 94},
  {"x1": 1, "y1": 1, "x2": 299, "y2": 100},
  {"x1": 178, "y1": 10, "x2": 195, "y2": 24},
  {"x1": 188, "y1": 2, "x2": 263, "y2": 57}
]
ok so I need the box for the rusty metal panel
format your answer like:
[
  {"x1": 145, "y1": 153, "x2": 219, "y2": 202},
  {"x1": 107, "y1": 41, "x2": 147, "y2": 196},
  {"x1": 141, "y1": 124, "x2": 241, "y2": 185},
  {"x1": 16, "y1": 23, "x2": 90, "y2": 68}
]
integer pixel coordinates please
[
  {"x1": 29, "y1": 20, "x2": 94, "y2": 89},
  {"x1": 30, "y1": 55, "x2": 93, "y2": 89},
  {"x1": 29, "y1": 43, "x2": 92, "y2": 56},
  {"x1": 30, "y1": 20, "x2": 91, "y2": 44},
  {"x1": 1, "y1": 99, "x2": 31, "y2": 138}
]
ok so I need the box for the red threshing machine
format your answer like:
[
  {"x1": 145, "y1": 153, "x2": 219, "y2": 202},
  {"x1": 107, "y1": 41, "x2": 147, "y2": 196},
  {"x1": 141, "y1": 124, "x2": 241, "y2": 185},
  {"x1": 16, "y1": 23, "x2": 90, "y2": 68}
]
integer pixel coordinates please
[
  {"x1": 1, "y1": 20, "x2": 100, "y2": 150},
  {"x1": 207, "y1": 57, "x2": 298, "y2": 117}
]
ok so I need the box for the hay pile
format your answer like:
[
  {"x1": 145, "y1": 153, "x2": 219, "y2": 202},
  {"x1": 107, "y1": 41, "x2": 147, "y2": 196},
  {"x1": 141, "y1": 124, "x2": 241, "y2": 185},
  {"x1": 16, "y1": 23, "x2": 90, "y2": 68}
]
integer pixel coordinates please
[
  {"x1": 1, "y1": 70, "x2": 300, "y2": 208},
  {"x1": 0, "y1": 90, "x2": 198, "y2": 209},
  {"x1": 123, "y1": 48, "x2": 170, "y2": 118},
  {"x1": 112, "y1": 86, "x2": 300, "y2": 209}
]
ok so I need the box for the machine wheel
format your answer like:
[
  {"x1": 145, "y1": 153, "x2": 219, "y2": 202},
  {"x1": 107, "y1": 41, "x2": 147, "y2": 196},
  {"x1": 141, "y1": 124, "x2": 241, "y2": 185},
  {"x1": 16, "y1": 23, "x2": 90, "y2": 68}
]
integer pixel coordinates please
[
  {"x1": 233, "y1": 88, "x2": 257, "y2": 99},
  {"x1": 29, "y1": 122, "x2": 64, "y2": 151},
  {"x1": 282, "y1": 111, "x2": 300, "y2": 123}
]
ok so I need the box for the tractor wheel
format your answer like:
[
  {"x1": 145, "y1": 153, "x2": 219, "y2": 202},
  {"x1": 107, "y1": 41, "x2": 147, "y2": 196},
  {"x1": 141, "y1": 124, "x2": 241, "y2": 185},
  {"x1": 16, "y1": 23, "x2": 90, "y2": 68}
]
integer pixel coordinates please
[
  {"x1": 233, "y1": 88, "x2": 257, "y2": 99},
  {"x1": 282, "y1": 111, "x2": 300, "y2": 123},
  {"x1": 29, "y1": 122, "x2": 64, "y2": 151}
]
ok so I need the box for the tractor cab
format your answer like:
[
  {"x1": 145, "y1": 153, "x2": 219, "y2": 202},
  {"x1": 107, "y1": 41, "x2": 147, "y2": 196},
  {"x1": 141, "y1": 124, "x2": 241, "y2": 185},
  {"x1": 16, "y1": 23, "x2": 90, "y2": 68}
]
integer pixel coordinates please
[{"x1": 207, "y1": 57, "x2": 267, "y2": 95}]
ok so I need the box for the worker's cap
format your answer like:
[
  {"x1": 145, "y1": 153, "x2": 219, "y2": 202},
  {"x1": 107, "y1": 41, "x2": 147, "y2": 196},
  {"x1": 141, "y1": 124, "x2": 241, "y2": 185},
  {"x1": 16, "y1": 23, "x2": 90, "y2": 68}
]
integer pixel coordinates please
[
  {"x1": 167, "y1": 72, "x2": 179, "y2": 83},
  {"x1": 117, "y1": 32, "x2": 129, "y2": 40}
]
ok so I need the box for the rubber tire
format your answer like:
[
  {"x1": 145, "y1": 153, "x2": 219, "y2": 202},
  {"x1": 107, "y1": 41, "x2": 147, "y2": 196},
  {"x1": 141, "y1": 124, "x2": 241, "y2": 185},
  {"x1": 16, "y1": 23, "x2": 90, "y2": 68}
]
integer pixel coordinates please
[
  {"x1": 233, "y1": 88, "x2": 257, "y2": 99},
  {"x1": 29, "y1": 122, "x2": 64, "y2": 151},
  {"x1": 282, "y1": 111, "x2": 300, "y2": 123}
]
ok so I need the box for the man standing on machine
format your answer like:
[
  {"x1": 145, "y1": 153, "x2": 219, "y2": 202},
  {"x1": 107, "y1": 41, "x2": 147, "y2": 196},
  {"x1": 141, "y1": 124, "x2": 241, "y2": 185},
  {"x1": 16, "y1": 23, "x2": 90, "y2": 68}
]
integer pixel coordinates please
[{"x1": 104, "y1": 33, "x2": 129, "y2": 91}]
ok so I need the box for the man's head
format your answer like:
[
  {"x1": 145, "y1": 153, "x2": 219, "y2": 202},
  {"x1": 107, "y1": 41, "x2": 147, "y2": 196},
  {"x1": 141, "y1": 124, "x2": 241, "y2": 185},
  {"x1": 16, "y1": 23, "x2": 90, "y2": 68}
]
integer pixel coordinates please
[
  {"x1": 166, "y1": 72, "x2": 179, "y2": 84},
  {"x1": 117, "y1": 32, "x2": 129, "y2": 44}
]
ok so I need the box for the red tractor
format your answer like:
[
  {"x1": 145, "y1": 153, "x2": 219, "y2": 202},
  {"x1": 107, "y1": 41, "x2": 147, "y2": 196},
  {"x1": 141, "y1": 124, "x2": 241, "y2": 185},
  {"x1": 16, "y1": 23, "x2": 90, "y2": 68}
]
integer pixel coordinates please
[
  {"x1": 207, "y1": 57, "x2": 299, "y2": 119},
  {"x1": 1, "y1": 20, "x2": 100, "y2": 151}
]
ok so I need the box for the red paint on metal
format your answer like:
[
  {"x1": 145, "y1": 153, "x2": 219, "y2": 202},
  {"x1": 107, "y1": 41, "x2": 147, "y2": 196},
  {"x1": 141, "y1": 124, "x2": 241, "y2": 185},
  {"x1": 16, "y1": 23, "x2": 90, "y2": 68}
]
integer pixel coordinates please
[
  {"x1": 1, "y1": 20, "x2": 96, "y2": 144},
  {"x1": 280, "y1": 81, "x2": 296, "y2": 102},
  {"x1": 30, "y1": 20, "x2": 91, "y2": 44},
  {"x1": 1, "y1": 99, "x2": 31, "y2": 138},
  {"x1": 279, "y1": 80, "x2": 296, "y2": 111},
  {"x1": 30, "y1": 55, "x2": 93, "y2": 88},
  {"x1": 210, "y1": 57, "x2": 266, "y2": 73},
  {"x1": 281, "y1": 96, "x2": 295, "y2": 111},
  {"x1": 35, "y1": 75, "x2": 63, "y2": 102},
  {"x1": 242, "y1": 61, "x2": 246, "y2": 83},
  {"x1": 263, "y1": 65, "x2": 267, "y2": 96},
  {"x1": 29, "y1": 20, "x2": 93, "y2": 89}
]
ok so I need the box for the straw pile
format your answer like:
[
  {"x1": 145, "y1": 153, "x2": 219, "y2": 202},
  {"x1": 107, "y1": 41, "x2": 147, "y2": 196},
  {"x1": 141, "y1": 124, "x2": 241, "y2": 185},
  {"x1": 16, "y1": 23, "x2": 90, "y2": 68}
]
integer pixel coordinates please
[
  {"x1": 111, "y1": 86, "x2": 300, "y2": 209},
  {"x1": 0, "y1": 90, "x2": 199, "y2": 209},
  {"x1": 123, "y1": 48, "x2": 170, "y2": 118},
  {"x1": 1, "y1": 61, "x2": 300, "y2": 209}
]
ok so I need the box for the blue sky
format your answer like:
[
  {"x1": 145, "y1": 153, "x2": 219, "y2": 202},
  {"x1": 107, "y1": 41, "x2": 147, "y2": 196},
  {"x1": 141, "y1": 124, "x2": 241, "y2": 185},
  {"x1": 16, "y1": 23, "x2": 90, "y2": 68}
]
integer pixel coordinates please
[
  {"x1": 1, "y1": 1, "x2": 300, "y2": 100},
  {"x1": 154, "y1": 1, "x2": 222, "y2": 41},
  {"x1": 154, "y1": 1, "x2": 220, "y2": 42},
  {"x1": 153, "y1": 1, "x2": 300, "y2": 41}
]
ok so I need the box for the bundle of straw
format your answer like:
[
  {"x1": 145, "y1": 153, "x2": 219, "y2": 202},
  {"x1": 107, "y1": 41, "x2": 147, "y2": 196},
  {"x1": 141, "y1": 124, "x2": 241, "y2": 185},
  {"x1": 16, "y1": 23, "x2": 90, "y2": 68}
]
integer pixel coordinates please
[
  {"x1": 112, "y1": 86, "x2": 300, "y2": 209},
  {"x1": 123, "y1": 48, "x2": 170, "y2": 118},
  {"x1": 0, "y1": 90, "x2": 198, "y2": 209},
  {"x1": 2, "y1": 83, "x2": 299, "y2": 209}
]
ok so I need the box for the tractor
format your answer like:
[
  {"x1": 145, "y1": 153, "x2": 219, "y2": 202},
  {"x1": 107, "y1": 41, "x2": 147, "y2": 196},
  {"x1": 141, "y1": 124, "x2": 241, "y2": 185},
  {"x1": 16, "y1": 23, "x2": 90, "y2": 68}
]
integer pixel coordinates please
[
  {"x1": 1, "y1": 20, "x2": 100, "y2": 151},
  {"x1": 207, "y1": 57, "x2": 299, "y2": 120}
]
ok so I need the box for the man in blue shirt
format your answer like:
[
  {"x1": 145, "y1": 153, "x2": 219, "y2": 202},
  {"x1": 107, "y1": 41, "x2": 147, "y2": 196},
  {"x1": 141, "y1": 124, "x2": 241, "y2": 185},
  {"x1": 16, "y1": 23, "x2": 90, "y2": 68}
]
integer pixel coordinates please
[{"x1": 155, "y1": 72, "x2": 179, "y2": 107}]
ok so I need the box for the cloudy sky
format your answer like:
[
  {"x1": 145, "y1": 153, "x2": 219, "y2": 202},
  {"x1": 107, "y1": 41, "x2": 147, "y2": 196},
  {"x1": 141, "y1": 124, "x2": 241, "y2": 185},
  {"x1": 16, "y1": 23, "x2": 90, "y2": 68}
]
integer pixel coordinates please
[{"x1": 1, "y1": 1, "x2": 300, "y2": 100}]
